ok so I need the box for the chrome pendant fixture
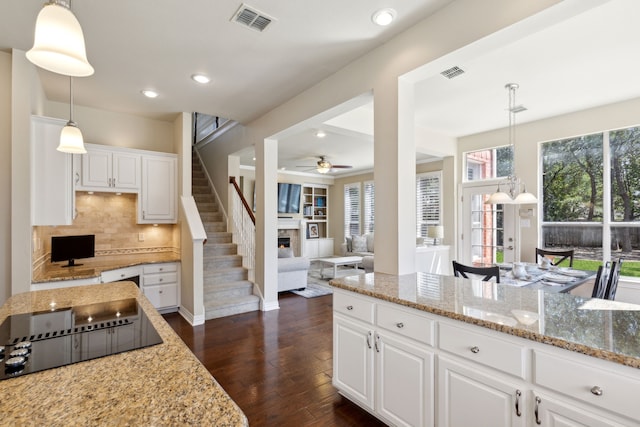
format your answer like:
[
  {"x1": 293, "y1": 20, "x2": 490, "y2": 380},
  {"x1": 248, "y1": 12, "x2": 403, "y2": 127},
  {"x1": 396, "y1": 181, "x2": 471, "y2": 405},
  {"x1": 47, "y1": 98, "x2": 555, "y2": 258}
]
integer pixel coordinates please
[
  {"x1": 486, "y1": 83, "x2": 537, "y2": 205},
  {"x1": 58, "y1": 76, "x2": 87, "y2": 154},
  {"x1": 26, "y1": 0, "x2": 94, "y2": 77}
]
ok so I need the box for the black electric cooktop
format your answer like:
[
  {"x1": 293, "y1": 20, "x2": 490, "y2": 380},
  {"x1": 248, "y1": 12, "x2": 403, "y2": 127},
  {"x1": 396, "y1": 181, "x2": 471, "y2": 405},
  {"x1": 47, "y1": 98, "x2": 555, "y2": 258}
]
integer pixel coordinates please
[{"x1": 0, "y1": 298, "x2": 163, "y2": 380}]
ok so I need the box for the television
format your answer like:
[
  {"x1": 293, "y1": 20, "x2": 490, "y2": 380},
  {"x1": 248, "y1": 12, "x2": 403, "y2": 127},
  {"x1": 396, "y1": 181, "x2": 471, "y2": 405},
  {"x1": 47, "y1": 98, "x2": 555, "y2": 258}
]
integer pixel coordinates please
[
  {"x1": 277, "y1": 183, "x2": 301, "y2": 214},
  {"x1": 51, "y1": 235, "x2": 95, "y2": 268}
]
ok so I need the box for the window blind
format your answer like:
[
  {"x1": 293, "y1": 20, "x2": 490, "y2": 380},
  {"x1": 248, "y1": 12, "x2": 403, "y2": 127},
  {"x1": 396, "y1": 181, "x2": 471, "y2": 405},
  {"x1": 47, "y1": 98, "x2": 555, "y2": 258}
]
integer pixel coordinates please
[
  {"x1": 416, "y1": 171, "x2": 442, "y2": 238},
  {"x1": 364, "y1": 181, "x2": 375, "y2": 234},
  {"x1": 344, "y1": 183, "x2": 361, "y2": 238}
]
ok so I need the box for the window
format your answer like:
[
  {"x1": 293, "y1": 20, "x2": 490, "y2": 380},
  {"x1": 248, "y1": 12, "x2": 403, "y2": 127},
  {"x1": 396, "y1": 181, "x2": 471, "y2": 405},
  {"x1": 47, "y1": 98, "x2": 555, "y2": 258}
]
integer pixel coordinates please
[
  {"x1": 416, "y1": 172, "x2": 442, "y2": 238},
  {"x1": 541, "y1": 126, "x2": 640, "y2": 276},
  {"x1": 344, "y1": 183, "x2": 360, "y2": 238},
  {"x1": 465, "y1": 146, "x2": 513, "y2": 181},
  {"x1": 363, "y1": 181, "x2": 375, "y2": 234}
]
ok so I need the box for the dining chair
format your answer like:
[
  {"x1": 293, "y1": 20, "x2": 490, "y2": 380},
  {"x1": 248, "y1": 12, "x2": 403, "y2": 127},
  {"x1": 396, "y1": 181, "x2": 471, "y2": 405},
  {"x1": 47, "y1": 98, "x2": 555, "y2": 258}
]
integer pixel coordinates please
[
  {"x1": 536, "y1": 248, "x2": 574, "y2": 267},
  {"x1": 452, "y1": 261, "x2": 500, "y2": 283},
  {"x1": 604, "y1": 258, "x2": 624, "y2": 300},
  {"x1": 590, "y1": 262, "x2": 610, "y2": 299}
]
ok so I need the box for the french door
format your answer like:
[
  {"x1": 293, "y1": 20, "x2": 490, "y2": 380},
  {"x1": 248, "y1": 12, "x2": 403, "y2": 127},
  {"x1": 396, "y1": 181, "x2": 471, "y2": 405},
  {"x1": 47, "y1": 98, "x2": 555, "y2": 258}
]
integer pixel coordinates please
[{"x1": 460, "y1": 184, "x2": 517, "y2": 266}]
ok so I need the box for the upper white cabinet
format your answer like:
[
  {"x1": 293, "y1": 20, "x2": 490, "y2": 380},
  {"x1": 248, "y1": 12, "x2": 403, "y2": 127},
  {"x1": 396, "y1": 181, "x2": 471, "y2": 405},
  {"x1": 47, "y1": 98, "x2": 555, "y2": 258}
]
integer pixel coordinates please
[
  {"x1": 79, "y1": 143, "x2": 140, "y2": 192},
  {"x1": 139, "y1": 153, "x2": 177, "y2": 223},
  {"x1": 31, "y1": 115, "x2": 75, "y2": 226}
]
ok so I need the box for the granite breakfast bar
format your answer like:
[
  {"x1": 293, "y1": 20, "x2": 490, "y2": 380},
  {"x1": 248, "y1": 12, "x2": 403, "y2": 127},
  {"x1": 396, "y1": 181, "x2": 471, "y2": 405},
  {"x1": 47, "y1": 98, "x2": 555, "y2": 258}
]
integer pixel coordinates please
[
  {"x1": 0, "y1": 281, "x2": 247, "y2": 426},
  {"x1": 330, "y1": 271, "x2": 640, "y2": 426}
]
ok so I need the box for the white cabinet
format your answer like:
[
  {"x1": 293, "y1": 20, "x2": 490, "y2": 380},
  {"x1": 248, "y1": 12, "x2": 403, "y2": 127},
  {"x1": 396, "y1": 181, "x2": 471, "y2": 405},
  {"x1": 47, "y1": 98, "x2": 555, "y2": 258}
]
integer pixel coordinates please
[
  {"x1": 141, "y1": 262, "x2": 179, "y2": 311},
  {"x1": 438, "y1": 357, "x2": 526, "y2": 427},
  {"x1": 532, "y1": 392, "x2": 630, "y2": 427},
  {"x1": 31, "y1": 115, "x2": 75, "y2": 226},
  {"x1": 304, "y1": 237, "x2": 334, "y2": 258},
  {"x1": 100, "y1": 266, "x2": 141, "y2": 283},
  {"x1": 79, "y1": 144, "x2": 140, "y2": 192},
  {"x1": 415, "y1": 245, "x2": 450, "y2": 274},
  {"x1": 139, "y1": 154, "x2": 177, "y2": 223},
  {"x1": 333, "y1": 290, "x2": 434, "y2": 427}
]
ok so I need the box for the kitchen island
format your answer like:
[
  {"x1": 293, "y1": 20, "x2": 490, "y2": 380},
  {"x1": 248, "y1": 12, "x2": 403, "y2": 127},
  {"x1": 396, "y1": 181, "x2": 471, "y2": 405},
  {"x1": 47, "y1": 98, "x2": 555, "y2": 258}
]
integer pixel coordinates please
[
  {"x1": 0, "y1": 281, "x2": 247, "y2": 426},
  {"x1": 330, "y1": 272, "x2": 640, "y2": 427}
]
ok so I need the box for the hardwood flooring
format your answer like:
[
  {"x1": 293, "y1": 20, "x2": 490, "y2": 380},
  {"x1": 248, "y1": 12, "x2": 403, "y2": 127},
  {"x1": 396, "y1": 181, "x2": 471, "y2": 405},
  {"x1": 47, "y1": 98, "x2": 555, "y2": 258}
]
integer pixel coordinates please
[{"x1": 163, "y1": 292, "x2": 387, "y2": 427}]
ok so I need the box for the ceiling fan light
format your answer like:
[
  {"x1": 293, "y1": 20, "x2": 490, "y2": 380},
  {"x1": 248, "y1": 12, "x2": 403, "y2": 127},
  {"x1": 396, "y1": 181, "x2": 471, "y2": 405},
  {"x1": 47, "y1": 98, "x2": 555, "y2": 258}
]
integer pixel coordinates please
[
  {"x1": 317, "y1": 160, "x2": 332, "y2": 173},
  {"x1": 57, "y1": 121, "x2": 86, "y2": 153},
  {"x1": 26, "y1": 1, "x2": 94, "y2": 77}
]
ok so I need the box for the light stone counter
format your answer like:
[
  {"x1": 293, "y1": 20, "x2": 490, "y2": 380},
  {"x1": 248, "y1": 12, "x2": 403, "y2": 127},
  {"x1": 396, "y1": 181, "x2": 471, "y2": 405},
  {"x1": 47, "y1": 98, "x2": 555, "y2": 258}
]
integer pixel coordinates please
[
  {"x1": 32, "y1": 252, "x2": 181, "y2": 283},
  {"x1": 0, "y1": 282, "x2": 248, "y2": 426},
  {"x1": 330, "y1": 272, "x2": 640, "y2": 369}
]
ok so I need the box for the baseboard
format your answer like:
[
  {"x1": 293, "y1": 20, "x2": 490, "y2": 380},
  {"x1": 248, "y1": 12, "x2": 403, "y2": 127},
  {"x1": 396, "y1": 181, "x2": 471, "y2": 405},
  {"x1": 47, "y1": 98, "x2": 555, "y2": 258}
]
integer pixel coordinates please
[{"x1": 178, "y1": 306, "x2": 205, "y2": 326}]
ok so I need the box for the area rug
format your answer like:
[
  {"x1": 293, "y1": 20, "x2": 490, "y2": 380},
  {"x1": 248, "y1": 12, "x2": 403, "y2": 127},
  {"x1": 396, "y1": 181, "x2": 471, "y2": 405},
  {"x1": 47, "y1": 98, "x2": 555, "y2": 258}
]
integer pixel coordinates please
[{"x1": 290, "y1": 282, "x2": 333, "y2": 298}]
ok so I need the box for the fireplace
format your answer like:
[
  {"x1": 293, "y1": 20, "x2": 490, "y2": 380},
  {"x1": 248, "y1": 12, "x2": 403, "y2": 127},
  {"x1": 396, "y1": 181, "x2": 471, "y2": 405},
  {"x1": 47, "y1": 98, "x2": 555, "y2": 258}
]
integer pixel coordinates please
[{"x1": 278, "y1": 237, "x2": 291, "y2": 248}]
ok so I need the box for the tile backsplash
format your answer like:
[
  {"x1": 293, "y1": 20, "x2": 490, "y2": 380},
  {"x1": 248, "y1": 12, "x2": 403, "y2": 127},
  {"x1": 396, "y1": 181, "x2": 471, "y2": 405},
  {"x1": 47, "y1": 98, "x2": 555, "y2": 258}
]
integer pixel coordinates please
[{"x1": 33, "y1": 192, "x2": 179, "y2": 270}]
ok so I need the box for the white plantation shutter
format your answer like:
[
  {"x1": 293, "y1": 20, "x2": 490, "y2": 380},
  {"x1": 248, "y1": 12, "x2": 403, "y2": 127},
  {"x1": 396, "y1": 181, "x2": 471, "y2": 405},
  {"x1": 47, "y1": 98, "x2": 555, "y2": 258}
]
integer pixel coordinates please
[
  {"x1": 364, "y1": 181, "x2": 375, "y2": 234},
  {"x1": 344, "y1": 183, "x2": 361, "y2": 238},
  {"x1": 416, "y1": 171, "x2": 442, "y2": 238}
]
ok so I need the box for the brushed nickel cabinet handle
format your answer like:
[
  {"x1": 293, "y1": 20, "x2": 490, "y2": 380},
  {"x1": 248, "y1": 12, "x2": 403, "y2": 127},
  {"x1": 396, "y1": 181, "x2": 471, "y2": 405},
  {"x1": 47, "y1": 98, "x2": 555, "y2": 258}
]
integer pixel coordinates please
[
  {"x1": 535, "y1": 396, "x2": 542, "y2": 425},
  {"x1": 396, "y1": 322, "x2": 404, "y2": 329},
  {"x1": 590, "y1": 386, "x2": 603, "y2": 396},
  {"x1": 374, "y1": 334, "x2": 380, "y2": 353},
  {"x1": 366, "y1": 331, "x2": 372, "y2": 349},
  {"x1": 346, "y1": 305, "x2": 353, "y2": 310},
  {"x1": 470, "y1": 346, "x2": 480, "y2": 354},
  {"x1": 515, "y1": 390, "x2": 522, "y2": 417}
]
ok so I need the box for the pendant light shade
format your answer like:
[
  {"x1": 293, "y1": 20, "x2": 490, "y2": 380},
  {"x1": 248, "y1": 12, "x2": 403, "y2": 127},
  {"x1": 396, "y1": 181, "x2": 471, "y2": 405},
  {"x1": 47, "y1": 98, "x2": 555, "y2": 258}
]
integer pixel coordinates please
[
  {"x1": 57, "y1": 76, "x2": 86, "y2": 153},
  {"x1": 26, "y1": 1, "x2": 94, "y2": 77},
  {"x1": 58, "y1": 122, "x2": 86, "y2": 153}
]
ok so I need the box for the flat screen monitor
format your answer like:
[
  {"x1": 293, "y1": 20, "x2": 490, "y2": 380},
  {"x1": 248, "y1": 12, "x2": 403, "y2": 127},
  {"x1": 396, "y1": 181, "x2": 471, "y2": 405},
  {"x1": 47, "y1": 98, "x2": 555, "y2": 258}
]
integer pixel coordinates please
[
  {"x1": 51, "y1": 235, "x2": 95, "y2": 268},
  {"x1": 277, "y1": 183, "x2": 301, "y2": 214}
]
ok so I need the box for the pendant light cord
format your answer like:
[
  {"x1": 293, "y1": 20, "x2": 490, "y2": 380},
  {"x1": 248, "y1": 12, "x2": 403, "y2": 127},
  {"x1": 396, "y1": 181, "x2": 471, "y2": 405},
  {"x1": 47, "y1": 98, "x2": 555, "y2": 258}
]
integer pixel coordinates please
[{"x1": 69, "y1": 76, "x2": 73, "y2": 123}]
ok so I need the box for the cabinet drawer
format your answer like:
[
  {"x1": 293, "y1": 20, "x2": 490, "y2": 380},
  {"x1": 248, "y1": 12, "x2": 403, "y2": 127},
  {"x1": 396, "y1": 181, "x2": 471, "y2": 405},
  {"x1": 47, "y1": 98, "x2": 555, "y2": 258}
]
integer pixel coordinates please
[
  {"x1": 101, "y1": 266, "x2": 141, "y2": 283},
  {"x1": 143, "y1": 284, "x2": 178, "y2": 309},
  {"x1": 376, "y1": 303, "x2": 434, "y2": 346},
  {"x1": 143, "y1": 272, "x2": 177, "y2": 286},
  {"x1": 333, "y1": 291, "x2": 374, "y2": 324},
  {"x1": 143, "y1": 263, "x2": 178, "y2": 275},
  {"x1": 439, "y1": 322, "x2": 526, "y2": 379},
  {"x1": 534, "y1": 350, "x2": 640, "y2": 421}
]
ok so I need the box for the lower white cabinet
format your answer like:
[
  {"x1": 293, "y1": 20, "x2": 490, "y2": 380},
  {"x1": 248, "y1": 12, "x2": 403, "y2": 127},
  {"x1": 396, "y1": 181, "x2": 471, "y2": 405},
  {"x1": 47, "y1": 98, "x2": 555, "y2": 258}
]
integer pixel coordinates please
[
  {"x1": 141, "y1": 262, "x2": 179, "y2": 310},
  {"x1": 304, "y1": 237, "x2": 334, "y2": 258},
  {"x1": 437, "y1": 357, "x2": 526, "y2": 427},
  {"x1": 532, "y1": 391, "x2": 629, "y2": 427},
  {"x1": 333, "y1": 290, "x2": 434, "y2": 427}
]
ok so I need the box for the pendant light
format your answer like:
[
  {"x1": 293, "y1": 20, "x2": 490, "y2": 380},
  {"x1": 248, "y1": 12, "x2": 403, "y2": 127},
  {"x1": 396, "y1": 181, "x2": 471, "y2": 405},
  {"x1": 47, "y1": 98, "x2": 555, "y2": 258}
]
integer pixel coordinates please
[
  {"x1": 486, "y1": 83, "x2": 537, "y2": 205},
  {"x1": 26, "y1": 0, "x2": 94, "y2": 77},
  {"x1": 58, "y1": 76, "x2": 87, "y2": 154}
]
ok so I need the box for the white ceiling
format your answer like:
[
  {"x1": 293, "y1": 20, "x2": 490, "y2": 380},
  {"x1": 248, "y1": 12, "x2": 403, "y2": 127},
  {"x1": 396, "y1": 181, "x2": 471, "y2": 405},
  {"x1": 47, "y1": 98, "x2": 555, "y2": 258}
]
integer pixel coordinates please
[{"x1": 3, "y1": 1, "x2": 639, "y2": 177}]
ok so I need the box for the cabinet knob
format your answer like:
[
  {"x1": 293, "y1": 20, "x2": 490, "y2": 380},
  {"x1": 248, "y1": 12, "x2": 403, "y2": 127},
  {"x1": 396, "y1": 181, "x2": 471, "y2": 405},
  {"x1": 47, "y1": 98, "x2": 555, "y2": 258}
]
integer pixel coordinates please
[
  {"x1": 120, "y1": 274, "x2": 125, "y2": 278},
  {"x1": 159, "y1": 290, "x2": 163, "y2": 294},
  {"x1": 346, "y1": 305, "x2": 353, "y2": 310},
  {"x1": 159, "y1": 268, "x2": 163, "y2": 271},
  {"x1": 159, "y1": 278, "x2": 163, "y2": 282},
  {"x1": 396, "y1": 322, "x2": 404, "y2": 329},
  {"x1": 590, "y1": 386, "x2": 603, "y2": 396},
  {"x1": 470, "y1": 346, "x2": 480, "y2": 354}
]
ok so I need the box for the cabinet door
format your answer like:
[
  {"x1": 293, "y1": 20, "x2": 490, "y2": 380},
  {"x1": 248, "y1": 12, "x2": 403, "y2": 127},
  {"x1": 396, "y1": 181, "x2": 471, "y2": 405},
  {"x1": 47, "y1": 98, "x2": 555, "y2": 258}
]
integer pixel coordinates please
[
  {"x1": 31, "y1": 116, "x2": 74, "y2": 226},
  {"x1": 82, "y1": 148, "x2": 112, "y2": 188},
  {"x1": 318, "y1": 238, "x2": 334, "y2": 257},
  {"x1": 333, "y1": 314, "x2": 375, "y2": 411},
  {"x1": 438, "y1": 357, "x2": 526, "y2": 427},
  {"x1": 304, "y1": 240, "x2": 319, "y2": 258},
  {"x1": 140, "y1": 155, "x2": 177, "y2": 223},
  {"x1": 112, "y1": 322, "x2": 139, "y2": 353},
  {"x1": 376, "y1": 331, "x2": 434, "y2": 427},
  {"x1": 143, "y1": 284, "x2": 178, "y2": 309},
  {"x1": 533, "y1": 392, "x2": 629, "y2": 427},
  {"x1": 112, "y1": 152, "x2": 140, "y2": 189}
]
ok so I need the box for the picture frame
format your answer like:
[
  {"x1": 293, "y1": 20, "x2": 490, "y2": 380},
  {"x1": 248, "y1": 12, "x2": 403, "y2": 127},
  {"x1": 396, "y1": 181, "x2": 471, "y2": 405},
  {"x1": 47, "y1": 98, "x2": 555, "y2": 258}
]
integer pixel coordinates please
[{"x1": 307, "y1": 222, "x2": 319, "y2": 239}]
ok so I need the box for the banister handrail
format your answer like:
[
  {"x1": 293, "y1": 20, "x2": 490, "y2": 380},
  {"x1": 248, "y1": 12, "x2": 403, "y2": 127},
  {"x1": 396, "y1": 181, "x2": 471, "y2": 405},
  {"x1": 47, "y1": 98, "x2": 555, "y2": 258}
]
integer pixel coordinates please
[{"x1": 229, "y1": 176, "x2": 255, "y2": 224}]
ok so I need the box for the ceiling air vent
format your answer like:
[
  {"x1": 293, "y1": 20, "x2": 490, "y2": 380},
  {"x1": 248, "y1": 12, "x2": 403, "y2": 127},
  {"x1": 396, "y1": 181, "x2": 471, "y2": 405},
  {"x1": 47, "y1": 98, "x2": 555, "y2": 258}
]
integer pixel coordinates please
[
  {"x1": 232, "y1": 4, "x2": 274, "y2": 32},
  {"x1": 440, "y1": 66, "x2": 465, "y2": 79}
]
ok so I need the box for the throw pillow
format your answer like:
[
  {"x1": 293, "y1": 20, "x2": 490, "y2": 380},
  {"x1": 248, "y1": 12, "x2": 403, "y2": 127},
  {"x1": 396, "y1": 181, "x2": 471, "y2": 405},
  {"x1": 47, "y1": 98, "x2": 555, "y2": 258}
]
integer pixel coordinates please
[
  {"x1": 352, "y1": 235, "x2": 368, "y2": 252},
  {"x1": 278, "y1": 247, "x2": 294, "y2": 258},
  {"x1": 366, "y1": 232, "x2": 374, "y2": 252},
  {"x1": 345, "y1": 237, "x2": 353, "y2": 252}
]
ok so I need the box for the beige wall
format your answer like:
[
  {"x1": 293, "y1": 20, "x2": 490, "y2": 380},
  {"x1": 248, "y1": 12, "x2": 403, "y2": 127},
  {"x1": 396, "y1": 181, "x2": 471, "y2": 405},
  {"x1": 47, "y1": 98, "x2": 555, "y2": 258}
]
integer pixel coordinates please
[
  {"x1": 0, "y1": 52, "x2": 11, "y2": 304},
  {"x1": 458, "y1": 96, "x2": 640, "y2": 264}
]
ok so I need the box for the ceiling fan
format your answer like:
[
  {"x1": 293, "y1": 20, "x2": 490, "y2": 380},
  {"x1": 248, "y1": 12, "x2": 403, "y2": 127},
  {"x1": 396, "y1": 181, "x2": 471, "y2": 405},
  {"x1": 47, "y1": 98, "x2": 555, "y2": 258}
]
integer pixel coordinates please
[{"x1": 297, "y1": 156, "x2": 353, "y2": 174}]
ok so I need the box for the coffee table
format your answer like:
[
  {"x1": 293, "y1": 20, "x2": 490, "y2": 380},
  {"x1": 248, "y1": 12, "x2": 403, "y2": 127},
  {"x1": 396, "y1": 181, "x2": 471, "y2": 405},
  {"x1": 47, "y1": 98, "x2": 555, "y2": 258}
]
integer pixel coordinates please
[{"x1": 316, "y1": 256, "x2": 364, "y2": 279}]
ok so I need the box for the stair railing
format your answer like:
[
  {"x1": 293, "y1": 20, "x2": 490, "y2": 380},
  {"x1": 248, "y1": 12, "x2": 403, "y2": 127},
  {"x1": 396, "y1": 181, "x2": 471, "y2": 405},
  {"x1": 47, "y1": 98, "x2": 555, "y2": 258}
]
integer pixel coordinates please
[{"x1": 229, "y1": 176, "x2": 255, "y2": 282}]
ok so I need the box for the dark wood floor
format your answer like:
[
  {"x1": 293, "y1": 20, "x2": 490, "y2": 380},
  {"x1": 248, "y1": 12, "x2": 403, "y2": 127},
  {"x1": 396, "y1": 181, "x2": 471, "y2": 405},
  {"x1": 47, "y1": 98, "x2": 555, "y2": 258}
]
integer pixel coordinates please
[{"x1": 163, "y1": 292, "x2": 387, "y2": 427}]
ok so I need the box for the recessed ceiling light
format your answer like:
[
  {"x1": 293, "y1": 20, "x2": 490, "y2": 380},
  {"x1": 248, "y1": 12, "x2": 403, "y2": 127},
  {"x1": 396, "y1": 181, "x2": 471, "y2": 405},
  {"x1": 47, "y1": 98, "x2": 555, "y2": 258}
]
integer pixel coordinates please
[
  {"x1": 315, "y1": 130, "x2": 326, "y2": 138},
  {"x1": 372, "y1": 8, "x2": 396, "y2": 26},
  {"x1": 191, "y1": 74, "x2": 210, "y2": 84},
  {"x1": 141, "y1": 89, "x2": 159, "y2": 98}
]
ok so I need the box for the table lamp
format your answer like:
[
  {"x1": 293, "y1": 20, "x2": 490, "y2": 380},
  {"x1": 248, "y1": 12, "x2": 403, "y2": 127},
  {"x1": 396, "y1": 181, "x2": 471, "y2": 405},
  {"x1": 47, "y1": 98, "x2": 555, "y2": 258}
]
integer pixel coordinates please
[{"x1": 428, "y1": 225, "x2": 444, "y2": 245}]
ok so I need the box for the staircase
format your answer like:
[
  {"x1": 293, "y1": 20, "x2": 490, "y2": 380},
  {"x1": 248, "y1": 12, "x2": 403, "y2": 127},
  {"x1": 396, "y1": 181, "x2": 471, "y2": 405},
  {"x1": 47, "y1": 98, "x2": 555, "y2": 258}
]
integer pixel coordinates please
[{"x1": 192, "y1": 152, "x2": 260, "y2": 319}]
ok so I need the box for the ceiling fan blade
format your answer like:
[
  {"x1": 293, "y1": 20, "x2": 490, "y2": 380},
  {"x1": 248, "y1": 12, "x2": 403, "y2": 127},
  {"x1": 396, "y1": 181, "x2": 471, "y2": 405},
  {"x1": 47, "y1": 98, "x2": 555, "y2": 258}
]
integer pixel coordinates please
[{"x1": 330, "y1": 165, "x2": 353, "y2": 169}]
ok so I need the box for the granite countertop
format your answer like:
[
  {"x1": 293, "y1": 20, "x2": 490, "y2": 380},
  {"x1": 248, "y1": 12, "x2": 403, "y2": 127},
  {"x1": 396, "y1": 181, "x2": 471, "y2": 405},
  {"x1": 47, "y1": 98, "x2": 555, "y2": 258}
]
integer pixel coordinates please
[
  {"x1": 33, "y1": 252, "x2": 181, "y2": 283},
  {"x1": 330, "y1": 272, "x2": 640, "y2": 369},
  {"x1": 0, "y1": 282, "x2": 248, "y2": 426}
]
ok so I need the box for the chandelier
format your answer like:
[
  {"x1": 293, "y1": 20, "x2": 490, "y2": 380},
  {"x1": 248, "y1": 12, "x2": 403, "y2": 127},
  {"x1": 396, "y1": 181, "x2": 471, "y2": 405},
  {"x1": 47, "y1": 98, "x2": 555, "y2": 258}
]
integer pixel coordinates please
[{"x1": 485, "y1": 83, "x2": 537, "y2": 205}]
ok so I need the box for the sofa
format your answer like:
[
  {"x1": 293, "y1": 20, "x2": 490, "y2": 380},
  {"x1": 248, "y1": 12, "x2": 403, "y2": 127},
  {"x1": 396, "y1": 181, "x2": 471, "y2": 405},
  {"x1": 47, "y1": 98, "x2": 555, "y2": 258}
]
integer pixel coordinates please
[
  {"x1": 341, "y1": 232, "x2": 375, "y2": 257},
  {"x1": 277, "y1": 247, "x2": 311, "y2": 292}
]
